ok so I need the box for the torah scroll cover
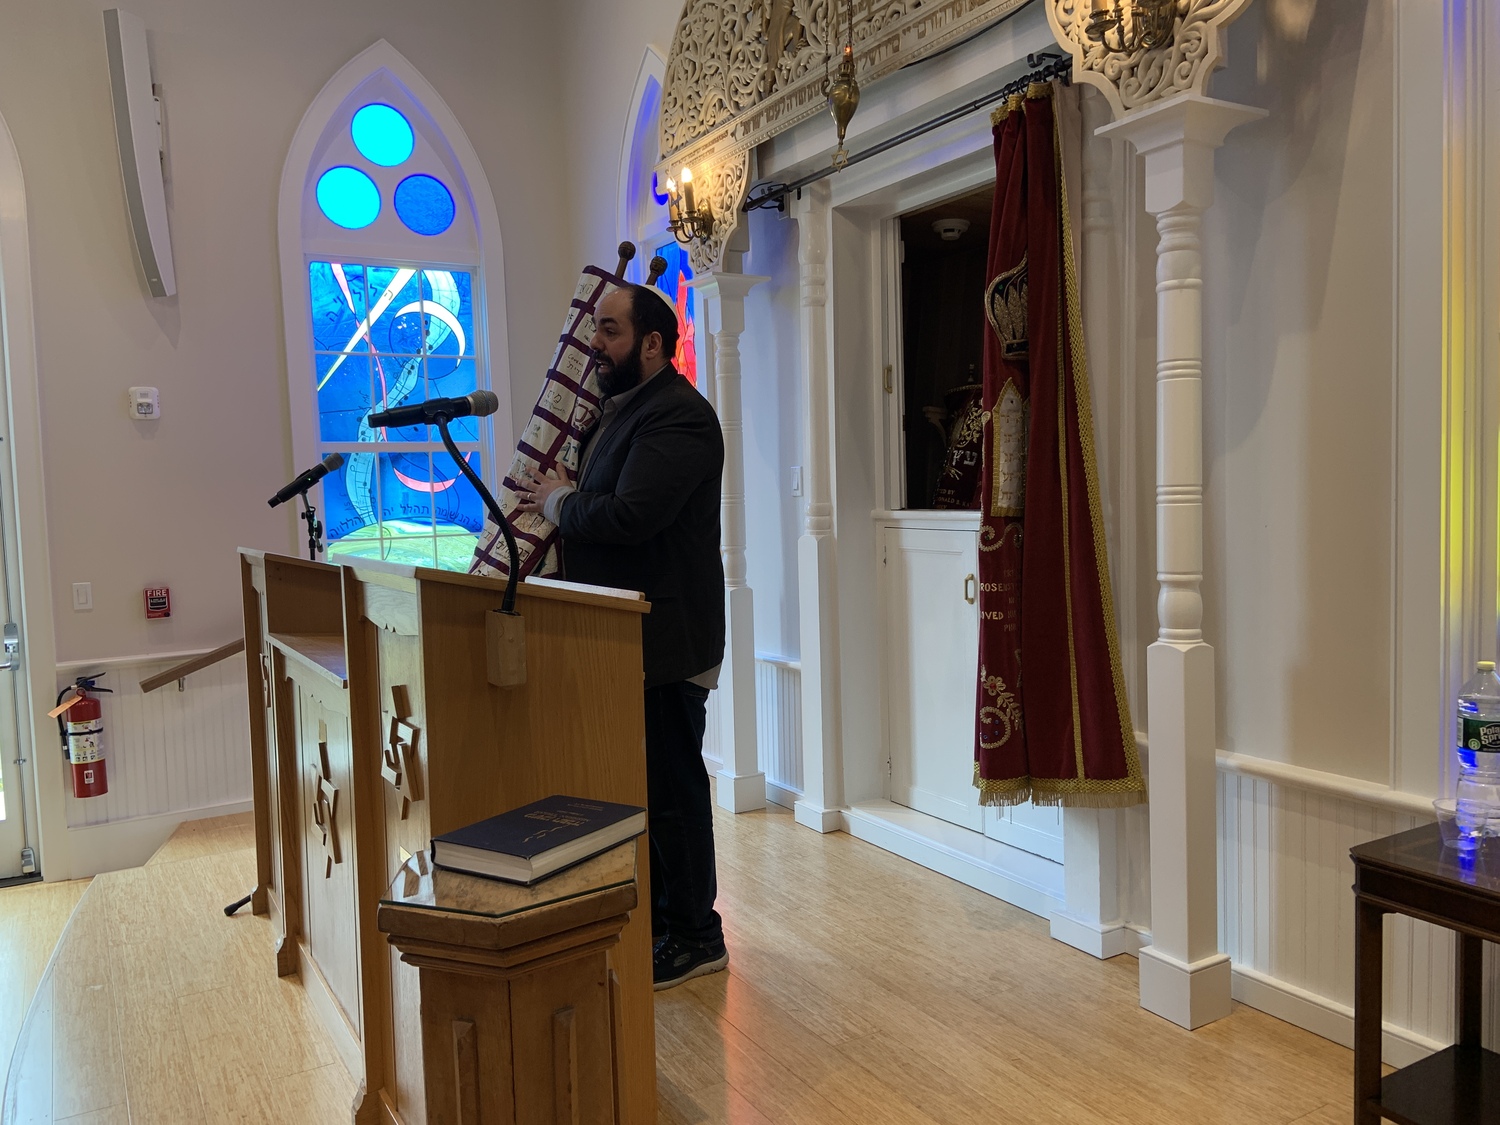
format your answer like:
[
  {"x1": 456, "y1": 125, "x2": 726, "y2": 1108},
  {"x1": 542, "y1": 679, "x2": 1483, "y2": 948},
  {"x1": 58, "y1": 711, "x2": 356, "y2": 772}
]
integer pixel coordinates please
[{"x1": 469, "y1": 266, "x2": 622, "y2": 581}]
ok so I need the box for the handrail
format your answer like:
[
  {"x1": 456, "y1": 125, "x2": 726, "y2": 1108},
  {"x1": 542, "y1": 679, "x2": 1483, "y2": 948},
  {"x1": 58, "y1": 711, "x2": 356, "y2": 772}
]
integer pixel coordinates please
[{"x1": 139, "y1": 638, "x2": 245, "y2": 694}]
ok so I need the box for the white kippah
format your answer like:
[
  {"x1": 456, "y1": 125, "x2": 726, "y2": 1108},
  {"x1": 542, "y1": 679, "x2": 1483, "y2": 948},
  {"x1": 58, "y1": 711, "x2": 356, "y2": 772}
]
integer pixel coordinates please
[{"x1": 644, "y1": 283, "x2": 678, "y2": 312}]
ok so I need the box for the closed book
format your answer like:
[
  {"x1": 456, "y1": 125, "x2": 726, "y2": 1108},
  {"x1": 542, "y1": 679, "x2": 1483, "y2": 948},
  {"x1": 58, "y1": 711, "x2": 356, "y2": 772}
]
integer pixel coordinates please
[{"x1": 430, "y1": 795, "x2": 646, "y2": 885}]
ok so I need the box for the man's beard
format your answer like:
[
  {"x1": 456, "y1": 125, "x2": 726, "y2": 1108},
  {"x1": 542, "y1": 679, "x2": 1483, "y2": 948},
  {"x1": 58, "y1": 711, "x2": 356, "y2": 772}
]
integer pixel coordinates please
[{"x1": 594, "y1": 339, "x2": 645, "y2": 398}]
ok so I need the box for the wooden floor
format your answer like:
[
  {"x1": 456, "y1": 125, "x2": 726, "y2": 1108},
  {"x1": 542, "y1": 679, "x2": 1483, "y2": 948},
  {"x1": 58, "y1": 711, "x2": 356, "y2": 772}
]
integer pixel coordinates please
[
  {"x1": 3, "y1": 802, "x2": 1357, "y2": 1124},
  {"x1": 0, "y1": 875, "x2": 89, "y2": 1086}
]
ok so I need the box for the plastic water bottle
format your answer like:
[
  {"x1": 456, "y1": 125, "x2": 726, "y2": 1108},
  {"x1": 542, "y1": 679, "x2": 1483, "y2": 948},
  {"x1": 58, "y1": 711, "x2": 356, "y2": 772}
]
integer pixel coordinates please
[{"x1": 1455, "y1": 660, "x2": 1500, "y2": 840}]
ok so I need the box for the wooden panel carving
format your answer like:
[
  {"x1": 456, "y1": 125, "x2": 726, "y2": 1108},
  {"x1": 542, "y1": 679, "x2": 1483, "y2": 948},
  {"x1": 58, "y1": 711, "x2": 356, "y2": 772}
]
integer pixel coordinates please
[
  {"x1": 381, "y1": 684, "x2": 423, "y2": 821},
  {"x1": 660, "y1": 0, "x2": 1030, "y2": 270},
  {"x1": 311, "y1": 722, "x2": 342, "y2": 877},
  {"x1": 1044, "y1": 0, "x2": 1257, "y2": 117}
]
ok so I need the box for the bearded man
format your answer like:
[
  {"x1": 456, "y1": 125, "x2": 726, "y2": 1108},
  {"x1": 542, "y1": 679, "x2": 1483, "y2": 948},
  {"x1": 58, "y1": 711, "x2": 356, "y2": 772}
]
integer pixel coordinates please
[{"x1": 516, "y1": 285, "x2": 728, "y2": 990}]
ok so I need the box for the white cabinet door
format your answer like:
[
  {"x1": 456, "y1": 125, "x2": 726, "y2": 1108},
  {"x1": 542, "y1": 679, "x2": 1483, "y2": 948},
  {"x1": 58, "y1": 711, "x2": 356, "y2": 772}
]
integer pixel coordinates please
[
  {"x1": 884, "y1": 526, "x2": 983, "y2": 832},
  {"x1": 984, "y1": 802, "x2": 1064, "y2": 863},
  {"x1": 883, "y1": 523, "x2": 1068, "y2": 865}
]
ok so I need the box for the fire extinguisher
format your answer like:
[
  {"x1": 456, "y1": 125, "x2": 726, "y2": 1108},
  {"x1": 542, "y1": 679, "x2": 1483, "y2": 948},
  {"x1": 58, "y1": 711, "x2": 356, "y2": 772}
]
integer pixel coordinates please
[{"x1": 56, "y1": 674, "x2": 112, "y2": 799}]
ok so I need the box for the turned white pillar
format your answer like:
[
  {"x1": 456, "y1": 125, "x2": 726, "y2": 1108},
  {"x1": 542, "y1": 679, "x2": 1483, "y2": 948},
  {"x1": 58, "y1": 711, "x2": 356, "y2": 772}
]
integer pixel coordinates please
[
  {"x1": 1100, "y1": 92, "x2": 1264, "y2": 1030},
  {"x1": 1053, "y1": 90, "x2": 1132, "y2": 960},
  {"x1": 789, "y1": 180, "x2": 843, "y2": 832},
  {"x1": 694, "y1": 271, "x2": 769, "y2": 813}
]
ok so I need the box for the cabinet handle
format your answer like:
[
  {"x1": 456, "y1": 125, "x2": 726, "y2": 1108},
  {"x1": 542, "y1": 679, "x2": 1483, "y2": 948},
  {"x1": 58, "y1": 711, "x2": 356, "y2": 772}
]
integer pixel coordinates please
[{"x1": 964, "y1": 574, "x2": 977, "y2": 604}]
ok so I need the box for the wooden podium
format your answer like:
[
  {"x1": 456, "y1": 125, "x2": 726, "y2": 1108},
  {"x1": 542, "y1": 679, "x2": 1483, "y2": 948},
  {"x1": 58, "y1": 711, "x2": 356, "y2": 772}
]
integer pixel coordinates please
[{"x1": 239, "y1": 550, "x2": 655, "y2": 1125}]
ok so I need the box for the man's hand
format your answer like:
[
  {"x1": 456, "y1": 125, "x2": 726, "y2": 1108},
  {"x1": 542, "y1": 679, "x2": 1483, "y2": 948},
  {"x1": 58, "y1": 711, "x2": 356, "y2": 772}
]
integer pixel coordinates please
[{"x1": 515, "y1": 465, "x2": 569, "y2": 514}]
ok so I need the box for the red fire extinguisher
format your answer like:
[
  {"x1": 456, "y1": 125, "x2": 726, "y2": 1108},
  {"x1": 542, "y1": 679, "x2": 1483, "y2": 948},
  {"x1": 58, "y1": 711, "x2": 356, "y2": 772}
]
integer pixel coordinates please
[{"x1": 56, "y1": 674, "x2": 112, "y2": 798}]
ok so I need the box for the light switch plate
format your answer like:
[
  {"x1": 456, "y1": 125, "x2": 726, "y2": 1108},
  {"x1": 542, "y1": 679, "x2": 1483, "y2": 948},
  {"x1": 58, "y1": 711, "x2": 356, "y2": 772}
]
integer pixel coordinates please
[
  {"x1": 790, "y1": 466, "x2": 803, "y2": 496},
  {"x1": 72, "y1": 582, "x2": 92, "y2": 611}
]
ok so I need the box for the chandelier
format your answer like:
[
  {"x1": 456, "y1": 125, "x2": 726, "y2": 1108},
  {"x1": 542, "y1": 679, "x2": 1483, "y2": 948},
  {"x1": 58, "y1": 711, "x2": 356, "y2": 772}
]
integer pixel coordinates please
[{"x1": 1086, "y1": 0, "x2": 1176, "y2": 53}]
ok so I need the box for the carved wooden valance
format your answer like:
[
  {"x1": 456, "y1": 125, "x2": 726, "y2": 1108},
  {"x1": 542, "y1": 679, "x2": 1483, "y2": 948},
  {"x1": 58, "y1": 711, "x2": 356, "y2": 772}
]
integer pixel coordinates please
[
  {"x1": 1045, "y1": 0, "x2": 1256, "y2": 117},
  {"x1": 659, "y1": 0, "x2": 1257, "y2": 270},
  {"x1": 660, "y1": 0, "x2": 1031, "y2": 270}
]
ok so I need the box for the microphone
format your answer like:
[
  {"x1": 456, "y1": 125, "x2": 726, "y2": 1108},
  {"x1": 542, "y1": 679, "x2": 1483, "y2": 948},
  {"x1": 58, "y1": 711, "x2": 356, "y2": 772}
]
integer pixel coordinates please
[
  {"x1": 268, "y1": 452, "x2": 344, "y2": 508},
  {"x1": 367, "y1": 389, "x2": 500, "y2": 431}
]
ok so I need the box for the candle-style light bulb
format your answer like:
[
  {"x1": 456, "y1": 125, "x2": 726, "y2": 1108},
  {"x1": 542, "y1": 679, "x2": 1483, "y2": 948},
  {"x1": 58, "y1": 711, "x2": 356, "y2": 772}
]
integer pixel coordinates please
[{"x1": 681, "y1": 166, "x2": 696, "y2": 215}]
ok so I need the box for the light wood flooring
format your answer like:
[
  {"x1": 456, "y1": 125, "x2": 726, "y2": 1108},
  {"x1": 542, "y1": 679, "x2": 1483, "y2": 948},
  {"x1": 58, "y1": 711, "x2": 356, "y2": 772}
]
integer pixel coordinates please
[
  {"x1": 0, "y1": 875, "x2": 89, "y2": 1085},
  {"x1": 4, "y1": 802, "x2": 1358, "y2": 1123}
]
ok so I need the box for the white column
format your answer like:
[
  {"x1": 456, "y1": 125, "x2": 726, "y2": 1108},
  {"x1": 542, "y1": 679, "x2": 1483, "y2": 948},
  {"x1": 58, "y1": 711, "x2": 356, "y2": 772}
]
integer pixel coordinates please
[
  {"x1": 694, "y1": 271, "x2": 769, "y2": 813},
  {"x1": 790, "y1": 180, "x2": 843, "y2": 832},
  {"x1": 1099, "y1": 93, "x2": 1264, "y2": 1030},
  {"x1": 1052, "y1": 90, "x2": 1133, "y2": 961}
]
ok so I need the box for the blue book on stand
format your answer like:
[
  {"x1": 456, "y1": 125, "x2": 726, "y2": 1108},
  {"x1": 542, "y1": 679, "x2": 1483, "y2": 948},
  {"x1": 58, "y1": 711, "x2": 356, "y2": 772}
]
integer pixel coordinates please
[{"x1": 430, "y1": 795, "x2": 646, "y2": 885}]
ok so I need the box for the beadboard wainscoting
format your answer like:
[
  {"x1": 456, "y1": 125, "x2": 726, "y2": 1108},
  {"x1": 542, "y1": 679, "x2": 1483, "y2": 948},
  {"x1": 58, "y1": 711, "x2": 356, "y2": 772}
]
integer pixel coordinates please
[
  {"x1": 703, "y1": 655, "x2": 803, "y2": 808},
  {"x1": 55, "y1": 653, "x2": 252, "y2": 876},
  {"x1": 1217, "y1": 756, "x2": 1499, "y2": 1067}
]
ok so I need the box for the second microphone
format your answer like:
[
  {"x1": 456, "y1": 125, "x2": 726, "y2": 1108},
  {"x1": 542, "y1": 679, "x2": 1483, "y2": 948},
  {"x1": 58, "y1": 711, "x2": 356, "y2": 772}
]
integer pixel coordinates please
[{"x1": 367, "y1": 389, "x2": 499, "y2": 430}]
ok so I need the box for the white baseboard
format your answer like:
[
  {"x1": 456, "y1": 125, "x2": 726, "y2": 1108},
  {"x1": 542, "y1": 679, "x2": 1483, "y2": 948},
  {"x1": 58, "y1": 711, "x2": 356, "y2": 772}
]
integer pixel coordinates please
[
  {"x1": 1230, "y1": 964, "x2": 1444, "y2": 1070},
  {"x1": 793, "y1": 799, "x2": 841, "y2": 833},
  {"x1": 765, "y1": 779, "x2": 800, "y2": 811},
  {"x1": 1138, "y1": 945, "x2": 1233, "y2": 1030},
  {"x1": 715, "y1": 769, "x2": 768, "y2": 813},
  {"x1": 842, "y1": 800, "x2": 1064, "y2": 919},
  {"x1": 1049, "y1": 910, "x2": 1144, "y2": 960},
  {"x1": 62, "y1": 800, "x2": 253, "y2": 879}
]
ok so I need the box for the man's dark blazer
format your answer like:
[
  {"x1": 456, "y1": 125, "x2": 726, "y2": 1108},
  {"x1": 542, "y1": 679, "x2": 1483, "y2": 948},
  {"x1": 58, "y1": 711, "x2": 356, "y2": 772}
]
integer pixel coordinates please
[{"x1": 559, "y1": 366, "x2": 725, "y2": 689}]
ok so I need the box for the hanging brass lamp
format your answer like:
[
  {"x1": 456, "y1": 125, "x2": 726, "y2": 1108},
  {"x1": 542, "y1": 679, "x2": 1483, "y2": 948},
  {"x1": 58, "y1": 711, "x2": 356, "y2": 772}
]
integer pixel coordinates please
[{"x1": 825, "y1": 1, "x2": 860, "y2": 169}]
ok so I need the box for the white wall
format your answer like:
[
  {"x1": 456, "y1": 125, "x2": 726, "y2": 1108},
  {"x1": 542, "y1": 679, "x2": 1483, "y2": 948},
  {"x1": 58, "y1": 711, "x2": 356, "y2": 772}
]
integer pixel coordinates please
[
  {"x1": 0, "y1": 0, "x2": 574, "y2": 665},
  {"x1": 1201, "y1": 0, "x2": 1398, "y2": 785}
]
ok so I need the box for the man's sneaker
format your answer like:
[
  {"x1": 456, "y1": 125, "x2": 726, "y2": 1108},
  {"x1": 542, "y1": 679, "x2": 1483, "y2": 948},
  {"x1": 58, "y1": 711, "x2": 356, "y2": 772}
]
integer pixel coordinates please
[{"x1": 652, "y1": 935, "x2": 728, "y2": 991}]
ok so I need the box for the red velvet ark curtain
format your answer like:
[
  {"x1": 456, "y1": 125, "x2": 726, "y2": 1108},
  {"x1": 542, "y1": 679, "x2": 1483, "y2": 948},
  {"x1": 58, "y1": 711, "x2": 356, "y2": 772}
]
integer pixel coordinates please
[{"x1": 974, "y1": 84, "x2": 1145, "y2": 809}]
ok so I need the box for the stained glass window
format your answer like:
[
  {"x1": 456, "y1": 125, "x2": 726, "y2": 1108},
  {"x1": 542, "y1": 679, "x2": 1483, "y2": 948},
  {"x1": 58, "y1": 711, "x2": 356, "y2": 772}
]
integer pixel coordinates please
[
  {"x1": 312, "y1": 261, "x2": 484, "y2": 569},
  {"x1": 395, "y1": 174, "x2": 456, "y2": 236},
  {"x1": 351, "y1": 104, "x2": 414, "y2": 167},
  {"x1": 317, "y1": 166, "x2": 381, "y2": 229},
  {"x1": 651, "y1": 240, "x2": 699, "y2": 387}
]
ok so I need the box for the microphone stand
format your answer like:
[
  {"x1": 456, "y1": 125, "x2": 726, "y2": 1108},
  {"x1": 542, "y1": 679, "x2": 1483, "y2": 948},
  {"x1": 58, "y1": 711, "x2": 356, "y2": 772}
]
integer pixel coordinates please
[
  {"x1": 435, "y1": 415, "x2": 519, "y2": 614},
  {"x1": 298, "y1": 491, "x2": 325, "y2": 561}
]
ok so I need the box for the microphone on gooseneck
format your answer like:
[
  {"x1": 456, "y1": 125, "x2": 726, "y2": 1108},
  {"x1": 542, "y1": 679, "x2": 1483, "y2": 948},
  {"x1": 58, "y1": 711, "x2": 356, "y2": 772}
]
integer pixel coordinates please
[
  {"x1": 268, "y1": 452, "x2": 344, "y2": 508},
  {"x1": 367, "y1": 390, "x2": 500, "y2": 431}
]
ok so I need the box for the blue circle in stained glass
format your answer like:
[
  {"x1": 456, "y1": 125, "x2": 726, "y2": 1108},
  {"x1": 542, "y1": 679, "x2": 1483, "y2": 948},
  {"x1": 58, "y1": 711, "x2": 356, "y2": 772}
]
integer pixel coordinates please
[
  {"x1": 316, "y1": 166, "x2": 380, "y2": 229},
  {"x1": 350, "y1": 104, "x2": 414, "y2": 167},
  {"x1": 394, "y1": 174, "x2": 456, "y2": 236}
]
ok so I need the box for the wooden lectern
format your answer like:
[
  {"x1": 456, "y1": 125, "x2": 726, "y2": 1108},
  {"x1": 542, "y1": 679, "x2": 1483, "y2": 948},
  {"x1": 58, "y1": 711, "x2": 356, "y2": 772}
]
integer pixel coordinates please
[{"x1": 239, "y1": 550, "x2": 655, "y2": 1125}]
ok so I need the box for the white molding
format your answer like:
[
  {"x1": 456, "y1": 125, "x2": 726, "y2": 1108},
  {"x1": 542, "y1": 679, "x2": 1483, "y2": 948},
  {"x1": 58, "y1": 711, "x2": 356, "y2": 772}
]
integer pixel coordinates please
[
  {"x1": 843, "y1": 800, "x2": 1064, "y2": 919},
  {"x1": 765, "y1": 779, "x2": 800, "y2": 810},
  {"x1": 1231, "y1": 961, "x2": 1444, "y2": 1071},
  {"x1": 1216, "y1": 750, "x2": 1435, "y2": 819},
  {"x1": 871, "y1": 509, "x2": 981, "y2": 530},
  {"x1": 63, "y1": 799, "x2": 253, "y2": 878},
  {"x1": 616, "y1": 46, "x2": 668, "y2": 257},
  {"x1": 275, "y1": 39, "x2": 516, "y2": 520},
  {"x1": 0, "y1": 109, "x2": 63, "y2": 882},
  {"x1": 1049, "y1": 909, "x2": 1144, "y2": 960}
]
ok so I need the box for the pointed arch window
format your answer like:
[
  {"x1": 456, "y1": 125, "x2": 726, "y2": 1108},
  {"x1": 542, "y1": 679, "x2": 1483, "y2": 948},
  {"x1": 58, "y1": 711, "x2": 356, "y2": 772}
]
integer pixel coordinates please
[
  {"x1": 282, "y1": 49, "x2": 510, "y2": 570},
  {"x1": 621, "y1": 63, "x2": 700, "y2": 390}
]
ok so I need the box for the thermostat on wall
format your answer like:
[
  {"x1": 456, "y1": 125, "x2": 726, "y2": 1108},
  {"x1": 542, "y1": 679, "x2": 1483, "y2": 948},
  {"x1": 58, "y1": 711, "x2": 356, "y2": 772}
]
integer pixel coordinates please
[{"x1": 128, "y1": 386, "x2": 160, "y2": 420}]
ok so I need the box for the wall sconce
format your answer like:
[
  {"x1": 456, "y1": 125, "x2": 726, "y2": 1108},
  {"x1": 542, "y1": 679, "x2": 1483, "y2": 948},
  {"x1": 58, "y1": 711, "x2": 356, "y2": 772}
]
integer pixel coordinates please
[
  {"x1": 665, "y1": 167, "x2": 715, "y2": 246},
  {"x1": 1086, "y1": 0, "x2": 1175, "y2": 53}
]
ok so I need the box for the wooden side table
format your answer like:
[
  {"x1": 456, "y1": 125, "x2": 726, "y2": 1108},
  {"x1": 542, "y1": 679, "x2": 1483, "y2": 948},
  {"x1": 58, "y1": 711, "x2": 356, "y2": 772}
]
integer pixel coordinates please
[
  {"x1": 378, "y1": 841, "x2": 640, "y2": 1125},
  {"x1": 1351, "y1": 823, "x2": 1500, "y2": 1124}
]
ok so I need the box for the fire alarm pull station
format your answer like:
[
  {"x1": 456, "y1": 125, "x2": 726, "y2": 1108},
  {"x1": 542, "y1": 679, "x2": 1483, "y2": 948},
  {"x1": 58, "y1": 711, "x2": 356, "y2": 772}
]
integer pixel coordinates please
[{"x1": 144, "y1": 587, "x2": 171, "y2": 619}]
